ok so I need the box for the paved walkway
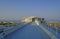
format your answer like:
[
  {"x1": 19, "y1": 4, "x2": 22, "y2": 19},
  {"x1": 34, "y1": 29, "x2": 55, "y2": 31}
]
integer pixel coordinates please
[{"x1": 5, "y1": 23, "x2": 51, "y2": 39}]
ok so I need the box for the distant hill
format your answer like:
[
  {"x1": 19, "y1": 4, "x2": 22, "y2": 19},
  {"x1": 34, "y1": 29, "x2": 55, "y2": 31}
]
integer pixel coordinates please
[
  {"x1": 0, "y1": 20, "x2": 21, "y2": 23},
  {"x1": 46, "y1": 19, "x2": 60, "y2": 23}
]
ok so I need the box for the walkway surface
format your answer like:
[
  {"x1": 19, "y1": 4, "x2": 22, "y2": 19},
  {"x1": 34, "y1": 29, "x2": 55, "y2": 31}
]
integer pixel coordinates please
[{"x1": 5, "y1": 23, "x2": 51, "y2": 39}]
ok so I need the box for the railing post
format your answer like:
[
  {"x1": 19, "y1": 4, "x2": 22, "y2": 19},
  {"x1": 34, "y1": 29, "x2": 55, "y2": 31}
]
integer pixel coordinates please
[{"x1": 56, "y1": 27, "x2": 58, "y2": 37}]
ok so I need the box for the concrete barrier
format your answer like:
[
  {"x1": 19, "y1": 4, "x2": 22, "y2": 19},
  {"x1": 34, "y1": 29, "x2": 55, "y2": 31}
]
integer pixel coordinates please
[{"x1": 0, "y1": 22, "x2": 31, "y2": 39}]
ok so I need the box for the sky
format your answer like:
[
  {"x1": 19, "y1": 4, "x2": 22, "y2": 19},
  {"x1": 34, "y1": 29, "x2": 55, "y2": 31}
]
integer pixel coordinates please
[{"x1": 0, "y1": 0, "x2": 60, "y2": 20}]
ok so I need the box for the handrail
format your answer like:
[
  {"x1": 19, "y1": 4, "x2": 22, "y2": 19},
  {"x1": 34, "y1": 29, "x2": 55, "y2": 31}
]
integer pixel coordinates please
[{"x1": 0, "y1": 22, "x2": 31, "y2": 39}]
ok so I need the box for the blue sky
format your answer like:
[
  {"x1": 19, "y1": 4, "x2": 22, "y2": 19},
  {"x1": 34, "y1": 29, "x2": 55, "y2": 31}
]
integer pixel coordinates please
[{"x1": 0, "y1": 0, "x2": 60, "y2": 20}]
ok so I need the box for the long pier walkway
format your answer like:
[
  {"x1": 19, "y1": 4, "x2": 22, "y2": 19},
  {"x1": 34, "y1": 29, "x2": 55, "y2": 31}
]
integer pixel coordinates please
[{"x1": 5, "y1": 23, "x2": 51, "y2": 39}]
